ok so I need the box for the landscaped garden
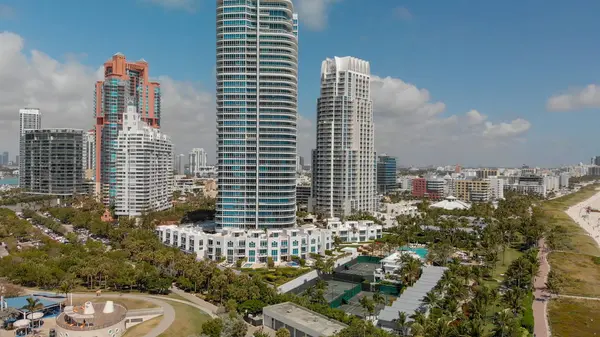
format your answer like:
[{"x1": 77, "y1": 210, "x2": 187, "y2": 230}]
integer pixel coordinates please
[
  {"x1": 0, "y1": 188, "x2": 581, "y2": 337},
  {"x1": 239, "y1": 267, "x2": 312, "y2": 285}
]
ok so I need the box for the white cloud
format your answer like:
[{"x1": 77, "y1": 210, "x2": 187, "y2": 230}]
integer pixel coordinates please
[
  {"x1": 0, "y1": 31, "x2": 216, "y2": 163},
  {"x1": 0, "y1": 31, "x2": 531, "y2": 167},
  {"x1": 369, "y1": 76, "x2": 531, "y2": 166},
  {"x1": 392, "y1": 6, "x2": 412, "y2": 21},
  {"x1": 295, "y1": 0, "x2": 341, "y2": 31},
  {"x1": 294, "y1": 75, "x2": 531, "y2": 166},
  {"x1": 483, "y1": 119, "x2": 531, "y2": 138},
  {"x1": 141, "y1": 0, "x2": 198, "y2": 12},
  {"x1": 466, "y1": 109, "x2": 487, "y2": 125},
  {"x1": 547, "y1": 84, "x2": 600, "y2": 112}
]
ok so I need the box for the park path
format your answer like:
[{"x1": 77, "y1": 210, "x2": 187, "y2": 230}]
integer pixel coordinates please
[
  {"x1": 533, "y1": 238, "x2": 551, "y2": 337},
  {"x1": 557, "y1": 294, "x2": 600, "y2": 301},
  {"x1": 169, "y1": 286, "x2": 219, "y2": 315}
]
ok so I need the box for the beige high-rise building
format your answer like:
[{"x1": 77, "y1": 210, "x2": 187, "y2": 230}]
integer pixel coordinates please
[
  {"x1": 454, "y1": 180, "x2": 491, "y2": 202},
  {"x1": 476, "y1": 168, "x2": 498, "y2": 179}
]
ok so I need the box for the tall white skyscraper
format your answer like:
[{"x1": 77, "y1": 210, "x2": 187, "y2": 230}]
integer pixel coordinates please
[
  {"x1": 19, "y1": 108, "x2": 42, "y2": 136},
  {"x1": 115, "y1": 100, "x2": 173, "y2": 217},
  {"x1": 19, "y1": 108, "x2": 42, "y2": 186},
  {"x1": 312, "y1": 57, "x2": 377, "y2": 218},
  {"x1": 189, "y1": 148, "x2": 208, "y2": 175},
  {"x1": 216, "y1": 0, "x2": 299, "y2": 229}
]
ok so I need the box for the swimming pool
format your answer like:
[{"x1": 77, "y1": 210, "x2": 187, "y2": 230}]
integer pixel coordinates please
[
  {"x1": 398, "y1": 246, "x2": 429, "y2": 259},
  {"x1": 242, "y1": 262, "x2": 253, "y2": 268}
]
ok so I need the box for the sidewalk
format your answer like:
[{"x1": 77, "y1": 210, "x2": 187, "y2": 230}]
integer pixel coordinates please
[{"x1": 533, "y1": 238, "x2": 551, "y2": 337}]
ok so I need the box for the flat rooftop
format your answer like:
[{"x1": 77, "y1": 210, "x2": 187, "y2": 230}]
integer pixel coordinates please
[
  {"x1": 5, "y1": 296, "x2": 59, "y2": 311},
  {"x1": 264, "y1": 302, "x2": 347, "y2": 336}
]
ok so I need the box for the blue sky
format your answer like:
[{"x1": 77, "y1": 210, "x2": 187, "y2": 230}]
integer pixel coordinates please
[{"x1": 1, "y1": 0, "x2": 599, "y2": 166}]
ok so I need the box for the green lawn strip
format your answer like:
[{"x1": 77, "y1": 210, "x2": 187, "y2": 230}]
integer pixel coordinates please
[
  {"x1": 541, "y1": 185, "x2": 600, "y2": 256},
  {"x1": 158, "y1": 301, "x2": 211, "y2": 337},
  {"x1": 123, "y1": 316, "x2": 161, "y2": 337},
  {"x1": 239, "y1": 267, "x2": 311, "y2": 285},
  {"x1": 548, "y1": 252, "x2": 600, "y2": 297},
  {"x1": 548, "y1": 297, "x2": 600, "y2": 337},
  {"x1": 491, "y1": 247, "x2": 524, "y2": 282}
]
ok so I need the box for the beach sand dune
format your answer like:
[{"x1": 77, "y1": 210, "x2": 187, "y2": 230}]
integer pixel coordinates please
[{"x1": 565, "y1": 190, "x2": 600, "y2": 249}]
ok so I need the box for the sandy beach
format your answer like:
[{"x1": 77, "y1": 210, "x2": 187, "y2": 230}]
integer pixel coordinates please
[{"x1": 565, "y1": 189, "x2": 600, "y2": 248}]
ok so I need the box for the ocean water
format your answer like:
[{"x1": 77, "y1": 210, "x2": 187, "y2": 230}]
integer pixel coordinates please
[{"x1": 0, "y1": 177, "x2": 18, "y2": 186}]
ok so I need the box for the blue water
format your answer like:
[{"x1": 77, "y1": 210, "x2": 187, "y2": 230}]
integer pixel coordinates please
[
  {"x1": 0, "y1": 177, "x2": 18, "y2": 186},
  {"x1": 399, "y1": 246, "x2": 429, "y2": 259}
]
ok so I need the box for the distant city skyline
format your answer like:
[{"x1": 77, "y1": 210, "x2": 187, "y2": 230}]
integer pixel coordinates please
[{"x1": 2, "y1": 1, "x2": 600, "y2": 167}]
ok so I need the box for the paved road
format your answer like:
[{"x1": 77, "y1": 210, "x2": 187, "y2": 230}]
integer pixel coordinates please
[{"x1": 533, "y1": 238, "x2": 551, "y2": 337}]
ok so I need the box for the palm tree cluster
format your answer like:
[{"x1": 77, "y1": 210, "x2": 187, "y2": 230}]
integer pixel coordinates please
[
  {"x1": 394, "y1": 254, "x2": 423, "y2": 286},
  {"x1": 347, "y1": 190, "x2": 544, "y2": 337}
]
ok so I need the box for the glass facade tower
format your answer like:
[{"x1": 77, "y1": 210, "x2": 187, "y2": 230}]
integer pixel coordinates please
[
  {"x1": 216, "y1": 0, "x2": 299, "y2": 229},
  {"x1": 377, "y1": 155, "x2": 397, "y2": 194}
]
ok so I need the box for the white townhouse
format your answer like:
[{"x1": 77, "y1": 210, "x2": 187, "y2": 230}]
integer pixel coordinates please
[
  {"x1": 156, "y1": 224, "x2": 333, "y2": 264},
  {"x1": 326, "y1": 218, "x2": 383, "y2": 242}
]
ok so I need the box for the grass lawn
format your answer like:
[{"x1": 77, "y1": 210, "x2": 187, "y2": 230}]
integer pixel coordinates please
[
  {"x1": 123, "y1": 316, "x2": 161, "y2": 337},
  {"x1": 240, "y1": 267, "x2": 311, "y2": 285},
  {"x1": 71, "y1": 296, "x2": 158, "y2": 310},
  {"x1": 548, "y1": 252, "x2": 600, "y2": 297},
  {"x1": 493, "y1": 247, "x2": 523, "y2": 280},
  {"x1": 548, "y1": 298, "x2": 600, "y2": 337},
  {"x1": 158, "y1": 301, "x2": 211, "y2": 337},
  {"x1": 540, "y1": 185, "x2": 600, "y2": 256}
]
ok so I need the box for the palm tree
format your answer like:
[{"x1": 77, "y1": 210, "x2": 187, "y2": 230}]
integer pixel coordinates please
[
  {"x1": 395, "y1": 312, "x2": 410, "y2": 337},
  {"x1": 466, "y1": 319, "x2": 488, "y2": 337},
  {"x1": 59, "y1": 278, "x2": 75, "y2": 306},
  {"x1": 359, "y1": 296, "x2": 375, "y2": 319},
  {"x1": 21, "y1": 297, "x2": 44, "y2": 315},
  {"x1": 21, "y1": 297, "x2": 44, "y2": 332},
  {"x1": 502, "y1": 288, "x2": 525, "y2": 315},
  {"x1": 422, "y1": 291, "x2": 439, "y2": 310},
  {"x1": 372, "y1": 292, "x2": 385, "y2": 306}
]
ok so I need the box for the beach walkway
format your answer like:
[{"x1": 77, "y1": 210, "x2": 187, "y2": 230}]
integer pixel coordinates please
[{"x1": 533, "y1": 238, "x2": 551, "y2": 337}]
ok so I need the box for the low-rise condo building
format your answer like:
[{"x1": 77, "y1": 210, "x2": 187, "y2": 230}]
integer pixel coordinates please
[
  {"x1": 156, "y1": 219, "x2": 383, "y2": 263},
  {"x1": 156, "y1": 224, "x2": 332, "y2": 263},
  {"x1": 326, "y1": 218, "x2": 383, "y2": 242}
]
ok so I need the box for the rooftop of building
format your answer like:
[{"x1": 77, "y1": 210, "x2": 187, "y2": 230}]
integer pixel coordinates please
[
  {"x1": 57, "y1": 301, "x2": 127, "y2": 331},
  {"x1": 24, "y1": 128, "x2": 84, "y2": 134},
  {"x1": 157, "y1": 223, "x2": 327, "y2": 237},
  {"x1": 263, "y1": 302, "x2": 347, "y2": 336},
  {"x1": 430, "y1": 196, "x2": 471, "y2": 210}
]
